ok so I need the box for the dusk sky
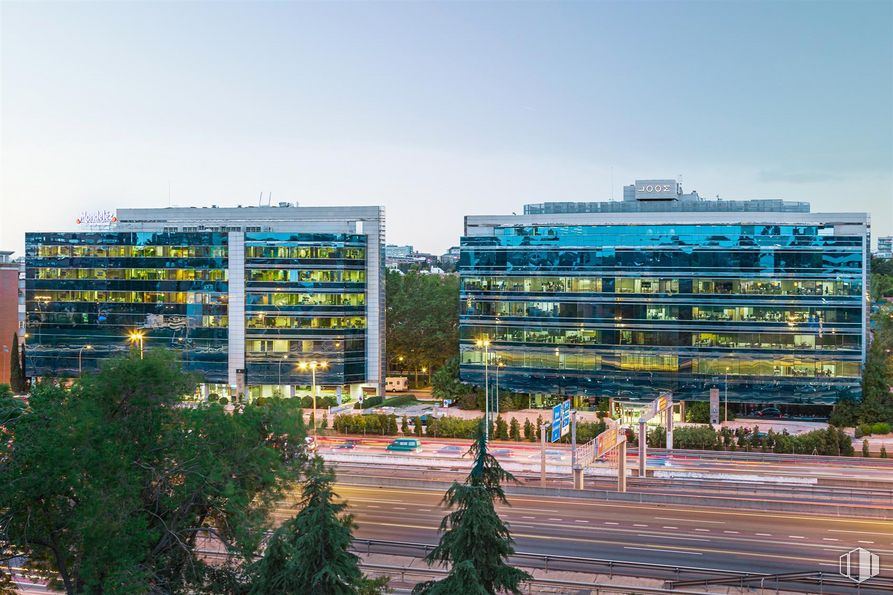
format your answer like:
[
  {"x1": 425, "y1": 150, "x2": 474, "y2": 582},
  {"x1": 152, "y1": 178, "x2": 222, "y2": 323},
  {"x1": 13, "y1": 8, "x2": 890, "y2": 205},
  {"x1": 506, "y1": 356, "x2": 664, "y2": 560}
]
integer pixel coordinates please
[{"x1": 2, "y1": 0, "x2": 891, "y2": 254}]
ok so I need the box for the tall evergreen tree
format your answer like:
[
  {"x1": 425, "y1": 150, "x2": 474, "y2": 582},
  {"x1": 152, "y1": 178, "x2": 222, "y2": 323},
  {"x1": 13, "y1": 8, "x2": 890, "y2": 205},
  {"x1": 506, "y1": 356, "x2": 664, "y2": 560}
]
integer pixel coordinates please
[
  {"x1": 8, "y1": 334, "x2": 26, "y2": 394},
  {"x1": 413, "y1": 429, "x2": 531, "y2": 595},
  {"x1": 250, "y1": 456, "x2": 387, "y2": 594}
]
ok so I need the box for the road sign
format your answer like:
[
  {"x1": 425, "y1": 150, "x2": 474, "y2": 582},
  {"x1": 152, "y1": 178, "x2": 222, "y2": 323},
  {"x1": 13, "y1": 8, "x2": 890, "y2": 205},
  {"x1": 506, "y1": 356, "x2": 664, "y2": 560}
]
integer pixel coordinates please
[
  {"x1": 561, "y1": 400, "x2": 571, "y2": 437},
  {"x1": 709, "y1": 388, "x2": 720, "y2": 425},
  {"x1": 596, "y1": 427, "x2": 624, "y2": 459},
  {"x1": 551, "y1": 403, "x2": 561, "y2": 442}
]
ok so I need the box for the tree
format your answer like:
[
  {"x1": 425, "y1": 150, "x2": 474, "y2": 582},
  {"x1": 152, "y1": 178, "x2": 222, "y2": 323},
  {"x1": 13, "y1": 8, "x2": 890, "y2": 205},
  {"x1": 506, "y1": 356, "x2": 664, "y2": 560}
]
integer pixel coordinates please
[
  {"x1": 0, "y1": 350, "x2": 306, "y2": 593},
  {"x1": 431, "y1": 357, "x2": 473, "y2": 403},
  {"x1": 413, "y1": 428, "x2": 531, "y2": 594},
  {"x1": 401, "y1": 415, "x2": 410, "y2": 434},
  {"x1": 522, "y1": 418, "x2": 533, "y2": 441},
  {"x1": 495, "y1": 416, "x2": 509, "y2": 441},
  {"x1": 414, "y1": 416, "x2": 424, "y2": 437},
  {"x1": 250, "y1": 456, "x2": 387, "y2": 594},
  {"x1": 387, "y1": 270, "x2": 459, "y2": 376},
  {"x1": 509, "y1": 418, "x2": 521, "y2": 441},
  {"x1": 8, "y1": 334, "x2": 25, "y2": 394}
]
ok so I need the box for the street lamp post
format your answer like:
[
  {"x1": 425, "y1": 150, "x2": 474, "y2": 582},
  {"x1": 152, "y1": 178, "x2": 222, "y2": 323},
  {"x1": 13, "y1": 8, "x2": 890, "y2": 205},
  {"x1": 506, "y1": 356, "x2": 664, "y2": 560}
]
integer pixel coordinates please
[
  {"x1": 475, "y1": 338, "x2": 491, "y2": 440},
  {"x1": 78, "y1": 344, "x2": 93, "y2": 376},
  {"x1": 495, "y1": 359, "x2": 504, "y2": 416},
  {"x1": 298, "y1": 360, "x2": 328, "y2": 436},
  {"x1": 128, "y1": 331, "x2": 144, "y2": 360}
]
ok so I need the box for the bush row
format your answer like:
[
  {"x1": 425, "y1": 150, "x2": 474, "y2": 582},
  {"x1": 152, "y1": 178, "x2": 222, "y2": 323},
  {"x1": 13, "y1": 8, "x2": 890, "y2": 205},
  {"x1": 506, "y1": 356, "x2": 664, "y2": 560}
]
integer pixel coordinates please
[
  {"x1": 855, "y1": 422, "x2": 891, "y2": 438},
  {"x1": 645, "y1": 425, "x2": 854, "y2": 456}
]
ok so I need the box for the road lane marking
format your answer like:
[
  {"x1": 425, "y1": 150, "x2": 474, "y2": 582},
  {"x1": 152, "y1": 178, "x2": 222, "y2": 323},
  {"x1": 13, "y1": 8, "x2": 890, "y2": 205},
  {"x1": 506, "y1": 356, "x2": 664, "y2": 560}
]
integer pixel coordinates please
[
  {"x1": 829, "y1": 529, "x2": 891, "y2": 535},
  {"x1": 575, "y1": 520, "x2": 589, "y2": 523},
  {"x1": 604, "y1": 521, "x2": 619, "y2": 525},
  {"x1": 822, "y1": 538, "x2": 839, "y2": 542},
  {"x1": 789, "y1": 536, "x2": 806, "y2": 539},
  {"x1": 662, "y1": 526, "x2": 678, "y2": 529},
  {"x1": 755, "y1": 533, "x2": 772, "y2": 537},
  {"x1": 633, "y1": 524, "x2": 648, "y2": 527},
  {"x1": 723, "y1": 531, "x2": 740, "y2": 534},
  {"x1": 694, "y1": 528, "x2": 710, "y2": 532},
  {"x1": 858, "y1": 540, "x2": 875, "y2": 544},
  {"x1": 637, "y1": 534, "x2": 710, "y2": 542},
  {"x1": 393, "y1": 507, "x2": 407, "y2": 510},
  {"x1": 522, "y1": 516, "x2": 536, "y2": 519},
  {"x1": 338, "y1": 484, "x2": 893, "y2": 527},
  {"x1": 656, "y1": 517, "x2": 725, "y2": 524},
  {"x1": 624, "y1": 546, "x2": 702, "y2": 555},
  {"x1": 548, "y1": 518, "x2": 563, "y2": 522}
]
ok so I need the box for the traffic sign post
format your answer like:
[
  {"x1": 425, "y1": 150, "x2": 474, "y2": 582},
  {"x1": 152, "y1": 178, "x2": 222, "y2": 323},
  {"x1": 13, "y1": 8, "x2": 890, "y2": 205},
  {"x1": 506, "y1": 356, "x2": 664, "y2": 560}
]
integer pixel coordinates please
[{"x1": 637, "y1": 392, "x2": 673, "y2": 478}]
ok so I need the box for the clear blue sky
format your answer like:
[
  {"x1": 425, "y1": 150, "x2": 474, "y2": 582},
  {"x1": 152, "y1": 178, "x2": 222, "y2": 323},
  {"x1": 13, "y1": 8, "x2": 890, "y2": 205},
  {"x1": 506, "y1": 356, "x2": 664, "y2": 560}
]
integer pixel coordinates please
[{"x1": 2, "y1": 0, "x2": 891, "y2": 254}]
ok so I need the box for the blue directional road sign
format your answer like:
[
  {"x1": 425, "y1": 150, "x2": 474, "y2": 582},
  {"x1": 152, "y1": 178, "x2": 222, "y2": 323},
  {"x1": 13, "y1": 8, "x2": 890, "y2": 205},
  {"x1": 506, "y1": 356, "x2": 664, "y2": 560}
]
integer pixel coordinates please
[
  {"x1": 551, "y1": 403, "x2": 561, "y2": 442},
  {"x1": 561, "y1": 400, "x2": 571, "y2": 437}
]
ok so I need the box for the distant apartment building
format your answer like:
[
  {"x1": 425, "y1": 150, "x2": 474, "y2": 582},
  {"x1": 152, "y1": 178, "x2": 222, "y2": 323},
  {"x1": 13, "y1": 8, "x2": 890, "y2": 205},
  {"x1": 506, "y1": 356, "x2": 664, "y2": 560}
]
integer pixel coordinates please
[
  {"x1": 0, "y1": 252, "x2": 21, "y2": 385},
  {"x1": 877, "y1": 236, "x2": 892, "y2": 259},
  {"x1": 25, "y1": 204, "x2": 385, "y2": 401},
  {"x1": 460, "y1": 179, "x2": 869, "y2": 409}
]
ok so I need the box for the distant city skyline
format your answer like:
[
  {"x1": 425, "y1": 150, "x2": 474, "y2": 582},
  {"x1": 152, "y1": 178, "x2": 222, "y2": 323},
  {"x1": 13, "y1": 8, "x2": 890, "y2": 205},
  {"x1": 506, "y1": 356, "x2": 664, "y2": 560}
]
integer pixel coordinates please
[{"x1": 2, "y1": 1, "x2": 891, "y2": 255}]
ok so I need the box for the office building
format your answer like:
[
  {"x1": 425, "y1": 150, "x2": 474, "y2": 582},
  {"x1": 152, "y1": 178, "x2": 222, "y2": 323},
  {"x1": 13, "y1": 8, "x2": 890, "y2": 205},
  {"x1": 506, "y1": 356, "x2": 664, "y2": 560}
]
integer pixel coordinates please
[
  {"x1": 460, "y1": 179, "x2": 869, "y2": 408},
  {"x1": 25, "y1": 204, "x2": 385, "y2": 402}
]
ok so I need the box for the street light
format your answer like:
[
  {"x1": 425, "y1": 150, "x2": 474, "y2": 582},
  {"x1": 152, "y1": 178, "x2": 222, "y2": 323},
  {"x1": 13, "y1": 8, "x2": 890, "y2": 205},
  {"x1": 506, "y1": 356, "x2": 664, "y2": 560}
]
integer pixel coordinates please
[
  {"x1": 128, "y1": 331, "x2": 145, "y2": 359},
  {"x1": 475, "y1": 338, "x2": 491, "y2": 440},
  {"x1": 495, "y1": 359, "x2": 505, "y2": 415},
  {"x1": 78, "y1": 344, "x2": 92, "y2": 376},
  {"x1": 298, "y1": 360, "x2": 328, "y2": 436}
]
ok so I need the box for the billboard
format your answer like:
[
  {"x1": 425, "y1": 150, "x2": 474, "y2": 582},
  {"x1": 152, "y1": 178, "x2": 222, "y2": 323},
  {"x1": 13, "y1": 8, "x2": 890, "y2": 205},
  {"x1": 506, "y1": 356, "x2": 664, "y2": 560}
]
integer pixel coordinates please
[{"x1": 634, "y1": 179, "x2": 678, "y2": 200}]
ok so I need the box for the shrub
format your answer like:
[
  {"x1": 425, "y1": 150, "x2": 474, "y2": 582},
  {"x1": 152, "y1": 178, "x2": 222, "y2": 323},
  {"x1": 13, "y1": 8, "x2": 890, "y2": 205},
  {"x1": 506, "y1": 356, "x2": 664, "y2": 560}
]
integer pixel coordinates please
[
  {"x1": 685, "y1": 401, "x2": 711, "y2": 423},
  {"x1": 218, "y1": 397, "x2": 229, "y2": 405},
  {"x1": 859, "y1": 423, "x2": 874, "y2": 437},
  {"x1": 509, "y1": 418, "x2": 521, "y2": 441},
  {"x1": 871, "y1": 422, "x2": 891, "y2": 435},
  {"x1": 863, "y1": 439, "x2": 870, "y2": 457},
  {"x1": 881, "y1": 446, "x2": 888, "y2": 459},
  {"x1": 425, "y1": 416, "x2": 482, "y2": 438},
  {"x1": 401, "y1": 416, "x2": 409, "y2": 434},
  {"x1": 495, "y1": 416, "x2": 509, "y2": 440},
  {"x1": 523, "y1": 418, "x2": 533, "y2": 441},
  {"x1": 413, "y1": 416, "x2": 423, "y2": 437},
  {"x1": 333, "y1": 413, "x2": 400, "y2": 436}
]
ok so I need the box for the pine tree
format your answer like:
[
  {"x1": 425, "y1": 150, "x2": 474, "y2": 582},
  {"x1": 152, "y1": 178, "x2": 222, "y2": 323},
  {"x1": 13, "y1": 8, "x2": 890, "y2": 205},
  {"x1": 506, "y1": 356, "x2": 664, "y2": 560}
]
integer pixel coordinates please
[
  {"x1": 509, "y1": 418, "x2": 521, "y2": 441},
  {"x1": 522, "y1": 418, "x2": 533, "y2": 441},
  {"x1": 495, "y1": 416, "x2": 509, "y2": 441},
  {"x1": 401, "y1": 415, "x2": 410, "y2": 434},
  {"x1": 9, "y1": 334, "x2": 25, "y2": 394},
  {"x1": 250, "y1": 456, "x2": 386, "y2": 594},
  {"x1": 413, "y1": 428, "x2": 531, "y2": 595},
  {"x1": 414, "y1": 416, "x2": 424, "y2": 437}
]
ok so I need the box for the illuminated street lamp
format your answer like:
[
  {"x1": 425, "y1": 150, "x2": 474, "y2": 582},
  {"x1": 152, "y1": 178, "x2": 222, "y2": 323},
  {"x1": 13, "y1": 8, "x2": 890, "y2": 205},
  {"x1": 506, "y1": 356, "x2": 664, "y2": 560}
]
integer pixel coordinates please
[
  {"x1": 475, "y1": 338, "x2": 491, "y2": 440},
  {"x1": 495, "y1": 359, "x2": 505, "y2": 415},
  {"x1": 78, "y1": 344, "x2": 92, "y2": 376},
  {"x1": 298, "y1": 360, "x2": 328, "y2": 436},
  {"x1": 128, "y1": 331, "x2": 145, "y2": 360}
]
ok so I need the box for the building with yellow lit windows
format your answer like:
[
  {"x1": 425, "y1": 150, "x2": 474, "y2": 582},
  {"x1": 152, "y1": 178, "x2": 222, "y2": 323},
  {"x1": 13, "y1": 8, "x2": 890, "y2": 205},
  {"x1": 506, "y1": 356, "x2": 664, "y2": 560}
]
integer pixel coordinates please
[
  {"x1": 460, "y1": 179, "x2": 869, "y2": 412},
  {"x1": 25, "y1": 204, "x2": 385, "y2": 402}
]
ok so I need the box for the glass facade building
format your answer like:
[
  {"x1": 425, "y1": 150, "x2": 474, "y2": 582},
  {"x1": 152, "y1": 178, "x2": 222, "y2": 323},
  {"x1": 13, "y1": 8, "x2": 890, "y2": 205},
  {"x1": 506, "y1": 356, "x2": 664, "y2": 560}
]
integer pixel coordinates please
[
  {"x1": 25, "y1": 205, "x2": 385, "y2": 401},
  {"x1": 460, "y1": 201, "x2": 869, "y2": 407}
]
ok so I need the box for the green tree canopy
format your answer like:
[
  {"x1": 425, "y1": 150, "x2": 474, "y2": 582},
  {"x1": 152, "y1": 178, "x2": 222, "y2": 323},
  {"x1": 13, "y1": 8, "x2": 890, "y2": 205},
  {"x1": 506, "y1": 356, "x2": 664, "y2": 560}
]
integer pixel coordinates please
[
  {"x1": 386, "y1": 270, "x2": 458, "y2": 376},
  {"x1": 413, "y1": 430, "x2": 530, "y2": 595},
  {"x1": 250, "y1": 456, "x2": 386, "y2": 595},
  {"x1": 0, "y1": 350, "x2": 306, "y2": 593}
]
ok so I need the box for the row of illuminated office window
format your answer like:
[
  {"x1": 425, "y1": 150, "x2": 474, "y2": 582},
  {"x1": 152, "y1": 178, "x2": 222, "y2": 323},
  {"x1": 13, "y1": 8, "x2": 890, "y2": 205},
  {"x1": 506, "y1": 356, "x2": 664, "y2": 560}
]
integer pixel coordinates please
[
  {"x1": 460, "y1": 349, "x2": 861, "y2": 378},
  {"x1": 460, "y1": 327, "x2": 859, "y2": 350},
  {"x1": 247, "y1": 315, "x2": 366, "y2": 330},
  {"x1": 247, "y1": 269, "x2": 367, "y2": 283},
  {"x1": 33, "y1": 267, "x2": 228, "y2": 281},
  {"x1": 28, "y1": 290, "x2": 228, "y2": 305},
  {"x1": 464, "y1": 302, "x2": 860, "y2": 323},
  {"x1": 246, "y1": 338, "x2": 364, "y2": 354},
  {"x1": 247, "y1": 293, "x2": 366, "y2": 307},
  {"x1": 28, "y1": 312, "x2": 228, "y2": 328},
  {"x1": 461, "y1": 248, "x2": 863, "y2": 271},
  {"x1": 245, "y1": 246, "x2": 365, "y2": 260},
  {"x1": 36, "y1": 245, "x2": 227, "y2": 258},
  {"x1": 461, "y1": 276, "x2": 859, "y2": 297}
]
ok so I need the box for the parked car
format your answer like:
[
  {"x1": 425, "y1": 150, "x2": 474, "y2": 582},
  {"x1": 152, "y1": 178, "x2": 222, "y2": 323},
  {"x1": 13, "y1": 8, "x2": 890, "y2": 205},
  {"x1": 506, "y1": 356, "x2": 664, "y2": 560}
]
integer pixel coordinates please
[{"x1": 755, "y1": 407, "x2": 784, "y2": 418}]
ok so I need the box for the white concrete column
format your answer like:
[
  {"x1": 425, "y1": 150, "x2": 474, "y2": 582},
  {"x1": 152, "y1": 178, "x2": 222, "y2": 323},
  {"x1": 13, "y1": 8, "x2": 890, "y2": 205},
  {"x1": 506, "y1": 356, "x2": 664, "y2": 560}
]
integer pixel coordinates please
[{"x1": 227, "y1": 233, "x2": 245, "y2": 399}]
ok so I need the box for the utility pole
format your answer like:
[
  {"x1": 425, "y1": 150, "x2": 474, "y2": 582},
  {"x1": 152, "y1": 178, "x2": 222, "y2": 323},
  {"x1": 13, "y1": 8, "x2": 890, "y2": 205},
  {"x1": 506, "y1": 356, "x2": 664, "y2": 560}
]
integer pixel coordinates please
[
  {"x1": 638, "y1": 417, "x2": 647, "y2": 477},
  {"x1": 618, "y1": 439, "x2": 627, "y2": 493},
  {"x1": 571, "y1": 410, "x2": 584, "y2": 489}
]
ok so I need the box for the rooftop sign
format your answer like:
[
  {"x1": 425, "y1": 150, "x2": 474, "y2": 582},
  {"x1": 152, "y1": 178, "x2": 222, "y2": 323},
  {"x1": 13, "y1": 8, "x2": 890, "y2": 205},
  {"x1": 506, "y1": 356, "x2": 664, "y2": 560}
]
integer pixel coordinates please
[
  {"x1": 634, "y1": 179, "x2": 678, "y2": 200},
  {"x1": 75, "y1": 211, "x2": 118, "y2": 226}
]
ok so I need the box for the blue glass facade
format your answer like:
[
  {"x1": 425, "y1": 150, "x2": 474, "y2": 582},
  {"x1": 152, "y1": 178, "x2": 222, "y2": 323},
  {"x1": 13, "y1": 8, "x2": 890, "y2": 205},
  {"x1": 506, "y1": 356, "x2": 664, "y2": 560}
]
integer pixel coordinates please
[
  {"x1": 244, "y1": 232, "x2": 368, "y2": 393},
  {"x1": 25, "y1": 232, "x2": 230, "y2": 381},
  {"x1": 459, "y1": 223, "x2": 867, "y2": 406}
]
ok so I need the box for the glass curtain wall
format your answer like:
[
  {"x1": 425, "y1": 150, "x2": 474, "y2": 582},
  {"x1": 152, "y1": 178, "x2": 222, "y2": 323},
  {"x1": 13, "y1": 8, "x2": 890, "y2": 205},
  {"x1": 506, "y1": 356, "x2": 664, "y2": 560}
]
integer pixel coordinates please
[
  {"x1": 25, "y1": 232, "x2": 229, "y2": 381},
  {"x1": 459, "y1": 224, "x2": 865, "y2": 405},
  {"x1": 244, "y1": 232, "x2": 367, "y2": 396}
]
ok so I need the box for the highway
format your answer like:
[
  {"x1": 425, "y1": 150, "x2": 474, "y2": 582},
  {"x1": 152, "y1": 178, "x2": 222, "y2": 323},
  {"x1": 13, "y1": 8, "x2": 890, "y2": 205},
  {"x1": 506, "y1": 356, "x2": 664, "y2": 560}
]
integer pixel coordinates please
[{"x1": 277, "y1": 479, "x2": 893, "y2": 583}]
